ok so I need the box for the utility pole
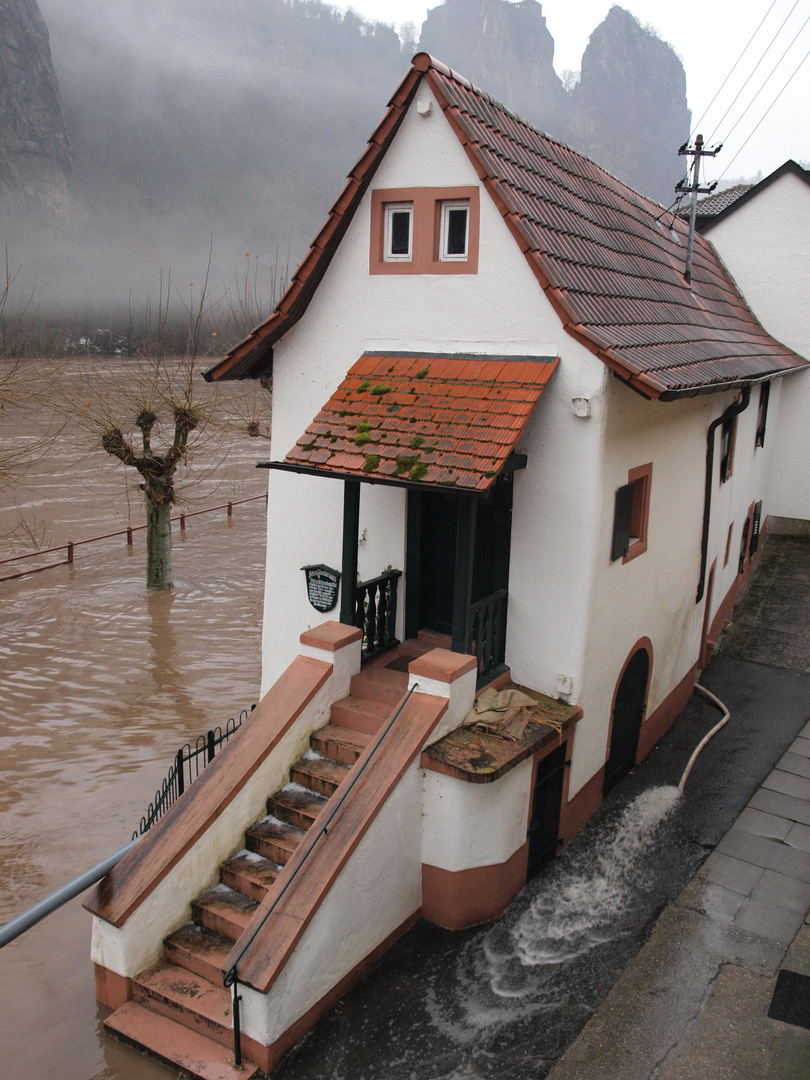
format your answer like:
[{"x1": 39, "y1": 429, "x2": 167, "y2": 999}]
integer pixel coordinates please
[{"x1": 676, "y1": 134, "x2": 721, "y2": 284}]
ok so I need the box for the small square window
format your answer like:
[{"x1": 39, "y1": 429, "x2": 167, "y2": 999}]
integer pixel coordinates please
[
  {"x1": 439, "y1": 202, "x2": 469, "y2": 260},
  {"x1": 384, "y1": 204, "x2": 412, "y2": 261}
]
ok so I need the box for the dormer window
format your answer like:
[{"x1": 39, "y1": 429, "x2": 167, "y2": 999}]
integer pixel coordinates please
[
  {"x1": 384, "y1": 203, "x2": 413, "y2": 261},
  {"x1": 439, "y1": 201, "x2": 469, "y2": 260},
  {"x1": 370, "y1": 187, "x2": 479, "y2": 275}
]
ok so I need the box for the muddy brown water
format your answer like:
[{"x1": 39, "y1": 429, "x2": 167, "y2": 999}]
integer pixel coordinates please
[{"x1": 0, "y1": 360, "x2": 266, "y2": 1079}]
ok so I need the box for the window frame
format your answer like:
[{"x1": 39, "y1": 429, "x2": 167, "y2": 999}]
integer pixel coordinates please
[
  {"x1": 610, "y1": 463, "x2": 653, "y2": 563},
  {"x1": 438, "y1": 200, "x2": 470, "y2": 261},
  {"x1": 383, "y1": 202, "x2": 413, "y2": 262},
  {"x1": 755, "y1": 382, "x2": 770, "y2": 448},
  {"x1": 719, "y1": 415, "x2": 736, "y2": 483}
]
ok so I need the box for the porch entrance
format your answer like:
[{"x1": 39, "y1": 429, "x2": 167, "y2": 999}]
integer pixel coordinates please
[
  {"x1": 406, "y1": 474, "x2": 513, "y2": 681},
  {"x1": 604, "y1": 647, "x2": 650, "y2": 792}
]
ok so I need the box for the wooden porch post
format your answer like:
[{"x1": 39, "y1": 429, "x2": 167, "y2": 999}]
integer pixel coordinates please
[
  {"x1": 451, "y1": 496, "x2": 477, "y2": 654},
  {"x1": 340, "y1": 480, "x2": 361, "y2": 625}
]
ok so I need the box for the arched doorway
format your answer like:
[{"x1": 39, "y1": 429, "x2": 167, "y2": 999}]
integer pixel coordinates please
[{"x1": 604, "y1": 646, "x2": 651, "y2": 792}]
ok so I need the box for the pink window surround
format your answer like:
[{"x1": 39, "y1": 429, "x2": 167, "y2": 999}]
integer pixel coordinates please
[{"x1": 370, "y1": 187, "x2": 480, "y2": 275}]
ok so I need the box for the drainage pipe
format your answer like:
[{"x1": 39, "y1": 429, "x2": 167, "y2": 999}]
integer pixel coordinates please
[
  {"x1": 679, "y1": 683, "x2": 730, "y2": 790},
  {"x1": 696, "y1": 386, "x2": 751, "y2": 603}
]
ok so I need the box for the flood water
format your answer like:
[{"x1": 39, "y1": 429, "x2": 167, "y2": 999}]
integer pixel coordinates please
[
  {"x1": 0, "y1": 359, "x2": 266, "y2": 1080},
  {"x1": 2, "y1": 362, "x2": 808, "y2": 1080}
]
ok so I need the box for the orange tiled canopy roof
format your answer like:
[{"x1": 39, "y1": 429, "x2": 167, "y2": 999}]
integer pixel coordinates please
[
  {"x1": 284, "y1": 353, "x2": 558, "y2": 490},
  {"x1": 206, "y1": 55, "x2": 806, "y2": 398}
]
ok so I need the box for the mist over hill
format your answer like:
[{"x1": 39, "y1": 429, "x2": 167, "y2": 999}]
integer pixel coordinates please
[{"x1": 1, "y1": 0, "x2": 690, "y2": 329}]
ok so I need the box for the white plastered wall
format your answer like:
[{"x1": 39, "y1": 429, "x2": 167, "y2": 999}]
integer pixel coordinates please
[
  {"x1": 421, "y1": 758, "x2": 533, "y2": 871},
  {"x1": 569, "y1": 378, "x2": 777, "y2": 796},
  {"x1": 260, "y1": 77, "x2": 605, "y2": 692},
  {"x1": 706, "y1": 170, "x2": 810, "y2": 522}
]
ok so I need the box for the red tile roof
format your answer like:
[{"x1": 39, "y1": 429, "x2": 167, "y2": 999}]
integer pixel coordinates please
[
  {"x1": 204, "y1": 55, "x2": 807, "y2": 399},
  {"x1": 283, "y1": 353, "x2": 558, "y2": 490}
]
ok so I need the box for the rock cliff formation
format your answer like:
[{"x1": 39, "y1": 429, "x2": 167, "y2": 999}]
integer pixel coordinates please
[
  {"x1": 0, "y1": 0, "x2": 72, "y2": 218},
  {"x1": 420, "y1": 1, "x2": 688, "y2": 203},
  {"x1": 568, "y1": 6, "x2": 690, "y2": 204},
  {"x1": 419, "y1": 0, "x2": 569, "y2": 137}
]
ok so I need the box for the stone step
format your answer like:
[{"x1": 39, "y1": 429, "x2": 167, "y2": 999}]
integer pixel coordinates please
[
  {"x1": 245, "y1": 815, "x2": 306, "y2": 865},
  {"x1": 310, "y1": 723, "x2": 371, "y2": 766},
  {"x1": 221, "y1": 850, "x2": 282, "y2": 903},
  {"x1": 330, "y1": 693, "x2": 393, "y2": 734},
  {"x1": 105, "y1": 1000, "x2": 258, "y2": 1080},
  {"x1": 164, "y1": 922, "x2": 234, "y2": 984},
  {"x1": 290, "y1": 755, "x2": 351, "y2": 797},
  {"x1": 267, "y1": 784, "x2": 327, "y2": 831},
  {"x1": 348, "y1": 672, "x2": 407, "y2": 708},
  {"x1": 134, "y1": 960, "x2": 233, "y2": 1047},
  {"x1": 192, "y1": 886, "x2": 258, "y2": 940}
]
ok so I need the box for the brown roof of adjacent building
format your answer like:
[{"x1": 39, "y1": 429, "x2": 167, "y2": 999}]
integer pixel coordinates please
[
  {"x1": 204, "y1": 55, "x2": 807, "y2": 399},
  {"x1": 280, "y1": 353, "x2": 558, "y2": 491}
]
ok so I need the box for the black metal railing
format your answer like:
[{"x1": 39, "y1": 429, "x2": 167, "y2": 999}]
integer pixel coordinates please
[
  {"x1": 223, "y1": 681, "x2": 418, "y2": 1067},
  {"x1": 133, "y1": 706, "x2": 256, "y2": 840},
  {"x1": 467, "y1": 587, "x2": 508, "y2": 684},
  {"x1": 354, "y1": 569, "x2": 402, "y2": 658}
]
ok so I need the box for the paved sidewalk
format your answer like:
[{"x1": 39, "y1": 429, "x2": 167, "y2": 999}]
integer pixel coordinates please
[
  {"x1": 548, "y1": 536, "x2": 810, "y2": 1080},
  {"x1": 547, "y1": 727, "x2": 810, "y2": 1079}
]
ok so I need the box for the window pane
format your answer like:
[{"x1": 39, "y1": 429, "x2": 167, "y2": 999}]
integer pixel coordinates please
[
  {"x1": 446, "y1": 207, "x2": 468, "y2": 255},
  {"x1": 390, "y1": 210, "x2": 411, "y2": 255}
]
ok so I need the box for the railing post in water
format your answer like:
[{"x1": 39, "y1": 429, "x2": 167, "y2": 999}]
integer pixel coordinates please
[
  {"x1": 231, "y1": 977, "x2": 242, "y2": 1067},
  {"x1": 126, "y1": 527, "x2": 133, "y2": 546},
  {"x1": 207, "y1": 729, "x2": 215, "y2": 764},
  {"x1": 180, "y1": 514, "x2": 186, "y2": 532},
  {"x1": 176, "y1": 748, "x2": 185, "y2": 796},
  {"x1": 67, "y1": 542, "x2": 74, "y2": 565},
  {"x1": 227, "y1": 501, "x2": 233, "y2": 519}
]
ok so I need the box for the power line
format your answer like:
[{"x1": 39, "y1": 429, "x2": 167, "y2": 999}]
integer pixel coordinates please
[
  {"x1": 720, "y1": 10, "x2": 810, "y2": 147},
  {"x1": 690, "y1": 0, "x2": 780, "y2": 138},
  {"x1": 718, "y1": 42, "x2": 810, "y2": 181},
  {"x1": 706, "y1": 0, "x2": 804, "y2": 144}
]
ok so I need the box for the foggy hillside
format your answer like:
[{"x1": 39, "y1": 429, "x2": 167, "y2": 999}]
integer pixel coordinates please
[{"x1": 2, "y1": 0, "x2": 690, "y2": 330}]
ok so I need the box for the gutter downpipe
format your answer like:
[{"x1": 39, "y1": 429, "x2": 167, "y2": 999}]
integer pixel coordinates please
[{"x1": 696, "y1": 385, "x2": 751, "y2": 604}]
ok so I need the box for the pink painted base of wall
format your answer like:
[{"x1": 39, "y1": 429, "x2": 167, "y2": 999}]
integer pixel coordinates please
[
  {"x1": 558, "y1": 768, "x2": 604, "y2": 847},
  {"x1": 94, "y1": 963, "x2": 132, "y2": 1010},
  {"x1": 421, "y1": 842, "x2": 529, "y2": 931},
  {"x1": 637, "y1": 663, "x2": 697, "y2": 763}
]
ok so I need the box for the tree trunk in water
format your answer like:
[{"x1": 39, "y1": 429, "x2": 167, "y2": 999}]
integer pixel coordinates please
[{"x1": 146, "y1": 499, "x2": 172, "y2": 590}]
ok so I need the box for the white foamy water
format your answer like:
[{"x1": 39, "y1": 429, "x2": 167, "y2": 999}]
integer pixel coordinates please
[{"x1": 426, "y1": 786, "x2": 683, "y2": 1045}]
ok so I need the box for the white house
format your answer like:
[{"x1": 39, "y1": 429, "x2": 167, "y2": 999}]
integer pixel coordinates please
[
  {"x1": 86, "y1": 56, "x2": 808, "y2": 1078},
  {"x1": 695, "y1": 160, "x2": 810, "y2": 532}
]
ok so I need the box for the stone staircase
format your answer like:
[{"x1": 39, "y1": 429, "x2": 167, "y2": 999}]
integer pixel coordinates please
[{"x1": 103, "y1": 640, "x2": 433, "y2": 1079}]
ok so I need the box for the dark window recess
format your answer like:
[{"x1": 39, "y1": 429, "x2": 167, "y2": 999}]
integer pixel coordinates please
[
  {"x1": 749, "y1": 501, "x2": 762, "y2": 557},
  {"x1": 756, "y1": 383, "x2": 770, "y2": 448},
  {"x1": 445, "y1": 207, "x2": 468, "y2": 255},
  {"x1": 611, "y1": 482, "x2": 635, "y2": 561},
  {"x1": 390, "y1": 210, "x2": 411, "y2": 256},
  {"x1": 738, "y1": 514, "x2": 751, "y2": 574},
  {"x1": 719, "y1": 417, "x2": 734, "y2": 482}
]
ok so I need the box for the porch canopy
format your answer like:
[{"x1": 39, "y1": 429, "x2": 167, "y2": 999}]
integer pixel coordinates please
[
  {"x1": 261, "y1": 351, "x2": 558, "y2": 655},
  {"x1": 266, "y1": 351, "x2": 559, "y2": 491}
]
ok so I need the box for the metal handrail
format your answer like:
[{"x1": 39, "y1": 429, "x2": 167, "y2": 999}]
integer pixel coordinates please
[
  {"x1": 0, "y1": 492, "x2": 268, "y2": 582},
  {"x1": 223, "y1": 681, "x2": 419, "y2": 1067},
  {"x1": 0, "y1": 838, "x2": 138, "y2": 950}
]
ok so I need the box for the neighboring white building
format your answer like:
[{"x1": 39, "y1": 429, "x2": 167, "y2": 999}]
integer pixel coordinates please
[
  {"x1": 89, "y1": 58, "x2": 808, "y2": 1077},
  {"x1": 696, "y1": 161, "x2": 810, "y2": 532}
]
